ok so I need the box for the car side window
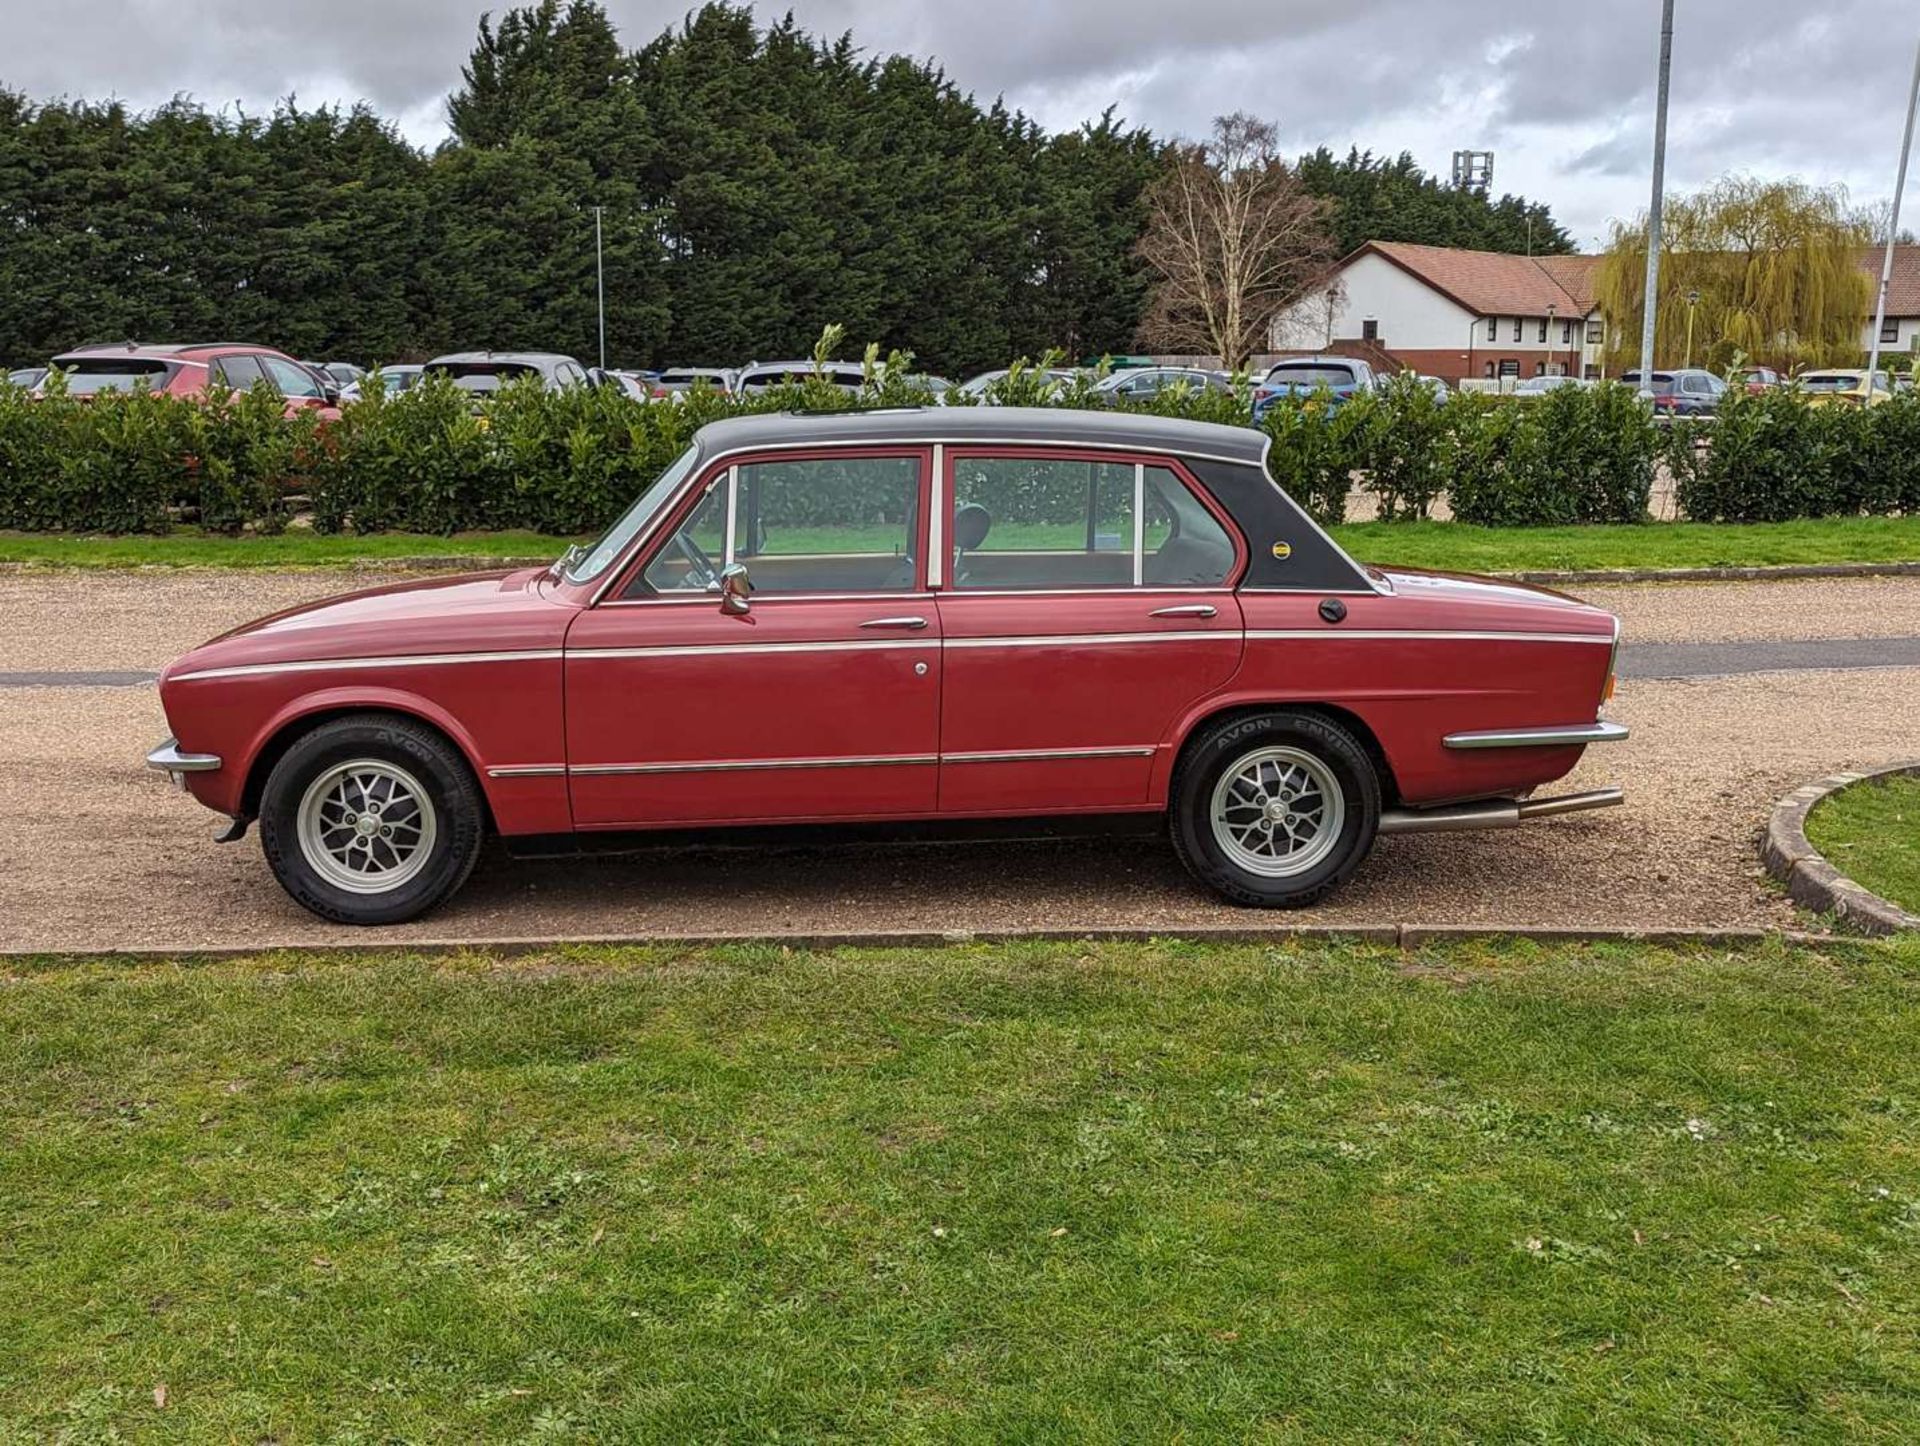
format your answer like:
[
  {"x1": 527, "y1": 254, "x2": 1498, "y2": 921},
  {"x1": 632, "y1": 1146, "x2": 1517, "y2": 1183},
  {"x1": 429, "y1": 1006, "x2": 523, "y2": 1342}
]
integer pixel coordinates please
[
  {"x1": 637, "y1": 454, "x2": 922, "y2": 596},
  {"x1": 262, "y1": 357, "x2": 324, "y2": 399},
  {"x1": 212, "y1": 355, "x2": 264, "y2": 390},
  {"x1": 948, "y1": 455, "x2": 1234, "y2": 590}
]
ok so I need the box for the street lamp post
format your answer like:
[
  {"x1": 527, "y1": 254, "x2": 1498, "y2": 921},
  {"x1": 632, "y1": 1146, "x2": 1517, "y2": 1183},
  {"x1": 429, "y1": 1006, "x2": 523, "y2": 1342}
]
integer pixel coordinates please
[
  {"x1": 1638, "y1": 0, "x2": 1677, "y2": 396},
  {"x1": 593, "y1": 205, "x2": 607, "y2": 372},
  {"x1": 1683, "y1": 289, "x2": 1700, "y2": 370},
  {"x1": 1868, "y1": 36, "x2": 1920, "y2": 387}
]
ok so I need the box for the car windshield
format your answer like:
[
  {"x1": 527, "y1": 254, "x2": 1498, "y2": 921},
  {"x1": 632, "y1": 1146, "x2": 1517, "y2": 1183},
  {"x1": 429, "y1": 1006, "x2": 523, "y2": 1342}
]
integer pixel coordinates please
[
  {"x1": 1265, "y1": 366, "x2": 1354, "y2": 388},
  {"x1": 428, "y1": 362, "x2": 538, "y2": 394},
  {"x1": 55, "y1": 359, "x2": 175, "y2": 394},
  {"x1": 1799, "y1": 373, "x2": 1860, "y2": 391},
  {"x1": 564, "y1": 444, "x2": 702, "y2": 585}
]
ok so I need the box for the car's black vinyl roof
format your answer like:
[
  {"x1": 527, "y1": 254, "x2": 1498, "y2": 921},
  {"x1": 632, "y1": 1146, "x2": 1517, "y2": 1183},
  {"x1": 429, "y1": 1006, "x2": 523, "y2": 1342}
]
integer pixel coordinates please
[{"x1": 690, "y1": 406, "x2": 1272, "y2": 467}]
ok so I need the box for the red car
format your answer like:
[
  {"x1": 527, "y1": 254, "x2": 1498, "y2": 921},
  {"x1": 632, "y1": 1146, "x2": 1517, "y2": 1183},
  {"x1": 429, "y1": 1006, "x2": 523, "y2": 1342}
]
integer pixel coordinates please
[
  {"x1": 46, "y1": 342, "x2": 342, "y2": 420},
  {"x1": 148, "y1": 409, "x2": 1628, "y2": 925}
]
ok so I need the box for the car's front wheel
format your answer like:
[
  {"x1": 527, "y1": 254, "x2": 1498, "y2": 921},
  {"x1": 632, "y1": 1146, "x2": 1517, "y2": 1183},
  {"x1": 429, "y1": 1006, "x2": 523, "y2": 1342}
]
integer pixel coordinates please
[
  {"x1": 1170, "y1": 710, "x2": 1380, "y2": 908},
  {"x1": 258, "y1": 714, "x2": 486, "y2": 925}
]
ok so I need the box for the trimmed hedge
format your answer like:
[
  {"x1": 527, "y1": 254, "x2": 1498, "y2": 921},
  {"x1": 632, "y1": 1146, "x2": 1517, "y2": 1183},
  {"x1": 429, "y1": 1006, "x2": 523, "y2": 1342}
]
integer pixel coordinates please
[{"x1": 1, "y1": 361, "x2": 1913, "y2": 537}]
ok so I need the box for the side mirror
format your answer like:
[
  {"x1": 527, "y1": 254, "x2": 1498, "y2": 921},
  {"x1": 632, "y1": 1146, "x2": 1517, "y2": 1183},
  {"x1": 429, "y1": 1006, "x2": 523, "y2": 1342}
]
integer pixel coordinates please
[
  {"x1": 321, "y1": 385, "x2": 342, "y2": 407},
  {"x1": 719, "y1": 562, "x2": 753, "y2": 615}
]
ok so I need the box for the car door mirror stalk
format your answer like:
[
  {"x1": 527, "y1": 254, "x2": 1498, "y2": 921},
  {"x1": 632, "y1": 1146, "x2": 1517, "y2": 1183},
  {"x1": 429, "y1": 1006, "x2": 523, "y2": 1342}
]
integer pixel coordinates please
[{"x1": 719, "y1": 562, "x2": 754, "y2": 615}]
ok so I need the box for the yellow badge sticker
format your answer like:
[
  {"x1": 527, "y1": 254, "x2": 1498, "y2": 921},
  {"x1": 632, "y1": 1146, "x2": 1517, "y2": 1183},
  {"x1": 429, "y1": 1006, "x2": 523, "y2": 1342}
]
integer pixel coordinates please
[{"x1": 1271, "y1": 540, "x2": 1293, "y2": 560}]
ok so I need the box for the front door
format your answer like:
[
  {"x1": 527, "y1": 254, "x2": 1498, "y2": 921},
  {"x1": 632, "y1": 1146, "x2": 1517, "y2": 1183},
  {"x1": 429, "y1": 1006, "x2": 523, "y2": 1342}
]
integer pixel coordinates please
[
  {"x1": 933, "y1": 448, "x2": 1244, "y2": 815},
  {"x1": 564, "y1": 448, "x2": 940, "y2": 828}
]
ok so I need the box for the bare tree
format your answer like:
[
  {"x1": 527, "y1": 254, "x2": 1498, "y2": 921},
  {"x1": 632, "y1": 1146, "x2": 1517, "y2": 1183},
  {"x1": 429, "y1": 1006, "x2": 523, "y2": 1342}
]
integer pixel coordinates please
[{"x1": 1136, "y1": 114, "x2": 1335, "y2": 371}]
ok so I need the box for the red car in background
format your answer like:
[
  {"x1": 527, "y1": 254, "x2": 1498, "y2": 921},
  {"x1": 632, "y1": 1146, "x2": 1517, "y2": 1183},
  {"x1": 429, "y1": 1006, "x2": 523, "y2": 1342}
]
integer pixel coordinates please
[
  {"x1": 44, "y1": 342, "x2": 342, "y2": 421},
  {"x1": 149, "y1": 408, "x2": 1628, "y2": 925}
]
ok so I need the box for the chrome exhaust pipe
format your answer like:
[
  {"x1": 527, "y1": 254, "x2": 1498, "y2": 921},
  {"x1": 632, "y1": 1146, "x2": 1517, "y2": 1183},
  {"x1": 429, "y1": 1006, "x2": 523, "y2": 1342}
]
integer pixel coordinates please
[
  {"x1": 1379, "y1": 787, "x2": 1623, "y2": 836},
  {"x1": 1516, "y1": 787, "x2": 1625, "y2": 820}
]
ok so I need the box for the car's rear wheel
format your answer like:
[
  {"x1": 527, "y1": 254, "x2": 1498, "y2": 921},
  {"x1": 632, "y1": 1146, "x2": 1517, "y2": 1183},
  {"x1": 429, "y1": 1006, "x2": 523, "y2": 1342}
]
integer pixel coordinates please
[
  {"x1": 1170, "y1": 710, "x2": 1380, "y2": 908},
  {"x1": 259, "y1": 714, "x2": 485, "y2": 925}
]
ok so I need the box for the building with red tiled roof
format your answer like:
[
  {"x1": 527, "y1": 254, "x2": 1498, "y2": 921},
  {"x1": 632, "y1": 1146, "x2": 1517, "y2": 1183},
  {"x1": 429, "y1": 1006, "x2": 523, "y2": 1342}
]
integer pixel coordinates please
[
  {"x1": 1272, "y1": 240, "x2": 1920, "y2": 384},
  {"x1": 1270, "y1": 241, "x2": 1606, "y2": 385}
]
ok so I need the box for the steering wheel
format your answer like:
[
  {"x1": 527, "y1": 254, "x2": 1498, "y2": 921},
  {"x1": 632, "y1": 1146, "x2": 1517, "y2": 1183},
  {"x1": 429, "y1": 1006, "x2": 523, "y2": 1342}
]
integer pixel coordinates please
[{"x1": 674, "y1": 531, "x2": 720, "y2": 590}]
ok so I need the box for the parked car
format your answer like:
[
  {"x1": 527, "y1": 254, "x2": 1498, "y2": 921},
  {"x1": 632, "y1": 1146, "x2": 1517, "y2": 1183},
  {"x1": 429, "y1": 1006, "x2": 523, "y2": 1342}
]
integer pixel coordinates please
[
  {"x1": 304, "y1": 360, "x2": 366, "y2": 389},
  {"x1": 955, "y1": 367, "x2": 1078, "y2": 400},
  {"x1": 1093, "y1": 367, "x2": 1235, "y2": 405},
  {"x1": 588, "y1": 367, "x2": 654, "y2": 401},
  {"x1": 1252, "y1": 357, "x2": 1377, "y2": 419},
  {"x1": 1414, "y1": 375, "x2": 1451, "y2": 400},
  {"x1": 655, "y1": 367, "x2": 738, "y2": 395},
  {"x1": 6, "y1": 366, "x2": 45, "y2": 389},
  {"x1": 1510, "y1": 375, "x2": 1592, "y2": 398},
  {"x1": 148, "y1": 407, "x2": 1628, "y2": 926},
  {"x1": 44, "y1": 342, "x2": 342, "y2": 419},
  {"x1": 339, "y1": 364, "x2": 424, "y2": 403},
  {"x1": 422, "y1": 351, "x2": 590, "y2": 397},
  {"x1": 1620, "y1": 368, "x2": 1726, "y2": 418},
  {"x1": 1795, "y1": 369, "x2": 1895, "y2": 408},
  {"x1": 1735, "y1": 366, "x2": 1782, "y2": 394},
  {"x1": 735, "y1": 360, "x2": 869, "y2": 394}
]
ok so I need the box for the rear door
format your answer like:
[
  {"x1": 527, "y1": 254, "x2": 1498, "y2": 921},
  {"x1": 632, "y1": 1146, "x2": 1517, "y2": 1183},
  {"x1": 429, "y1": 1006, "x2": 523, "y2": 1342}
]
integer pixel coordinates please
[{"x1": 933, "y1": 448, "x2": 1244, "y2": 815}]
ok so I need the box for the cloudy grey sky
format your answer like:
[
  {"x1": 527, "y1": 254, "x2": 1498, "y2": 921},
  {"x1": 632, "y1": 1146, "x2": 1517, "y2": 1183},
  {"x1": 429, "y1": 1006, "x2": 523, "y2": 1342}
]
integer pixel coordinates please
[{"x1": 5, "y1": 0, "x2": 1916, "y2": 248}]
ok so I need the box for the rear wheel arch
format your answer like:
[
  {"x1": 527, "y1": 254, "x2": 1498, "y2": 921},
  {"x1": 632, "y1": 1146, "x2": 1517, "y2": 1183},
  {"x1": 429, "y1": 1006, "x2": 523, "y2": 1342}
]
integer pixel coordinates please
[{"x1": 1169, "y1": 701, "x2": 1401, "y2": 808}]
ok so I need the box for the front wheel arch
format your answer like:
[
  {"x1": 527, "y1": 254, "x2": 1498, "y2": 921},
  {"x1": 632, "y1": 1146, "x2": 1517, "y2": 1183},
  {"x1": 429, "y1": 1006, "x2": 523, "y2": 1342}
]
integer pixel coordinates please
[{"x1": 241, "y1": 702, "x2": 495, "y2": 833}]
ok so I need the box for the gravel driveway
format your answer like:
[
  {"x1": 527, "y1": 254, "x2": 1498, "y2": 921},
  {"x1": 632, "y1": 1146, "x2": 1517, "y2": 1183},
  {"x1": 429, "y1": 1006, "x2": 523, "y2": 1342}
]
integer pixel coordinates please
[{"x1": 2, "y1": 568, "x2": 1916, "y2": 952}]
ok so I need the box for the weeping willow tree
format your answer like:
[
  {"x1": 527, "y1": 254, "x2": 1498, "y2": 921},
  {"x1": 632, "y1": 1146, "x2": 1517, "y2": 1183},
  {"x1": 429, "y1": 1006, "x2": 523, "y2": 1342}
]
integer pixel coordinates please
[{"x1": 1595, "y1": 178, "x2": 1873, "y2": 374}]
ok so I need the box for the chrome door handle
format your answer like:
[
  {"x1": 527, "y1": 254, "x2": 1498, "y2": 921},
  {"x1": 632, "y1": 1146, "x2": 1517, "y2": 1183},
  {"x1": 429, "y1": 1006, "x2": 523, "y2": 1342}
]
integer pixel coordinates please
[
  {"x1": 859, "y1": 615, "x2": 929, "y2": 629},
  {"x1": 1149, "y1": 604, "x2": 1218, "y2": 619}
]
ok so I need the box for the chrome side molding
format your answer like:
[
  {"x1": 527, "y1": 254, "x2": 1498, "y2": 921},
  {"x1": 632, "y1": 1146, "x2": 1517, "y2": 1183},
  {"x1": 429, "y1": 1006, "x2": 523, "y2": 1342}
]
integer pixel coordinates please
[
  {"x1": 1443, "y1": 721, "x2": 1630, "y2": 750},
  {"x1": 1379, "y1": 787, "x2": 1624, "y2": 836}
]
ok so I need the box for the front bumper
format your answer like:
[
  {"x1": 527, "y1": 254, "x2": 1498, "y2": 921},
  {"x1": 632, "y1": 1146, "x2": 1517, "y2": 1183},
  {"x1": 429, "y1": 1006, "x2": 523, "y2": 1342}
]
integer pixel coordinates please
[{"x1": 146, "y1": 736, "x2": 222, "y2": 790}]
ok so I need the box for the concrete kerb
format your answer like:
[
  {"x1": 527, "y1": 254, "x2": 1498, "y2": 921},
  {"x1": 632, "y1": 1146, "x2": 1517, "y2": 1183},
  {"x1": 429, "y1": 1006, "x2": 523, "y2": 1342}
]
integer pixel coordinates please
[
  {"x1": 0, "y1": 922, "x2": 1834, "y2": 966},
  {"x1": 1764, "y1": 762, "x2": 1920, "y2": 936}
]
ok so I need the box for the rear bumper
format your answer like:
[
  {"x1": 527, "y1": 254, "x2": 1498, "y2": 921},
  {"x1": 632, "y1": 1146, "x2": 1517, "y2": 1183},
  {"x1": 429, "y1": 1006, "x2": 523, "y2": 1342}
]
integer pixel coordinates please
[
  {"x1": 1444, "y1": 720, "x2": 1630, "y2": 750},
  {"x1": 146, "y1": 736, "x2": 222, "y2": 789}
]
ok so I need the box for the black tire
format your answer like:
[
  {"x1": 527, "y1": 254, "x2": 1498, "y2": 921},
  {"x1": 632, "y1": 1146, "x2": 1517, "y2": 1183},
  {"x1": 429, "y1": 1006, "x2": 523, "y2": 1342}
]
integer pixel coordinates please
[
  {"x1": 1169, "y1": 710, "x2": 1381, "y2": 908},
  {"x1": 258, "y1": 714, "x2": 486, "y2": 925}
]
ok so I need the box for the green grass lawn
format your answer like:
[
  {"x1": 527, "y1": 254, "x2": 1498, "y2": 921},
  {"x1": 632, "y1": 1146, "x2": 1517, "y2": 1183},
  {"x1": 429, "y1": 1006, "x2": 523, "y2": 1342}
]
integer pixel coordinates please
[
  {"x1": 6, "y1": 513, "x2": 1920, "y2": 575},
  {"x1": 1807, "y1": 775, "x2": 1920, "y2": 915},
  {"x1": 6, "y1": 936, "x2": 1920, "y2": 1440},
  {"x1": 1333, "y1": 515, "x2": 1920, "y2": 574}
]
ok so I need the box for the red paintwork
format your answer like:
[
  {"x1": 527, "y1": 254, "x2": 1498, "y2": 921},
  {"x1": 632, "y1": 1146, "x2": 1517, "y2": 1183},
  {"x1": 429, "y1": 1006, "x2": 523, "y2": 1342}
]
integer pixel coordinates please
[
  {"x1": 47, "y1": 343, "x2": 342, "y2": 422},
  {"x1": 156, "y1": 439, "x2": 1621, "y2": 840}
]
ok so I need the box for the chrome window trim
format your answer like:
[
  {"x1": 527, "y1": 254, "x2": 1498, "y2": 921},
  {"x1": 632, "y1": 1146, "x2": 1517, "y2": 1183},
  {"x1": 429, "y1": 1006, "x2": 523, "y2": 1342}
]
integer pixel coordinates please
[
  {"x1": 589, "y1": 436, "x2": 1284, "y2": 607},
  {"x1": 1131, "y1": 462, "x2": 1145, "y2": 587},
  {"x1": 722, "y1": 465, "x2": 739, "y2": 566},
  {"x1": 170, "y1": 648, "x2": 565, "y2": 682},
  {"x1": 928, "y1": 442, "x2": 945, "y2": 589},
  {"x1": 1444, "y1": 721, "x2": 1631, "y2": 750},
  {"x1": 600, "y1": 591, "x2": 936, "y2": 608},
  {"x1": 932, "y1": 586, "x2": 1233, "y2": 599},
  {"x1": 1244, "y1": 629, "x2": 1614, "y2": 645},
  {"x1": 596, "y1": 444, "x2": 932, "y2": 606}
]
